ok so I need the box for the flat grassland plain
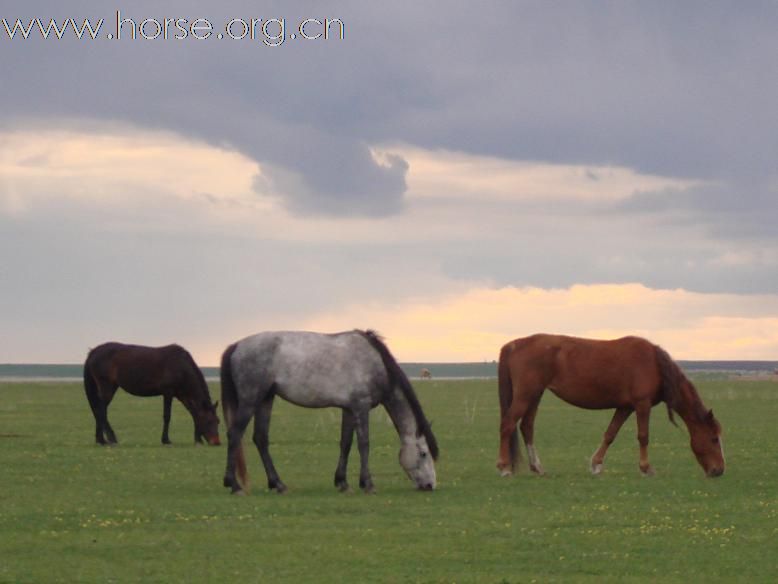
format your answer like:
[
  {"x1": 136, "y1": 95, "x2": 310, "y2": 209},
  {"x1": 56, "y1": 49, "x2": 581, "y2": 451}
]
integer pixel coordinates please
[{"x1": 1, "y1": 378, "x2": 776, "y2": 583}]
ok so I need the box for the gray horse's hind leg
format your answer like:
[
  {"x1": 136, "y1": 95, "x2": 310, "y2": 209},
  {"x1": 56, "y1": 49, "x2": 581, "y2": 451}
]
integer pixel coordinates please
[
  {"x1": 223, "y1": 403, "x2": 253, "y2": 494},
  {"x1": 334, "y1": 409, "x2": 355, "y2": 492},
  {"x1": 354, "y1": 410, "x2": 374, "y2": 493},
  {"x1": 253, "y1": 395, "x2": 287, "y2": 493}
]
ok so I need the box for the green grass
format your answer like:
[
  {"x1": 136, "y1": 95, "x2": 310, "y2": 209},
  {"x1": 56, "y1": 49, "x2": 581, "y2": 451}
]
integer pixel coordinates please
[{"x1": 1, "y1": 378, "x2": 777, "y2": 583}]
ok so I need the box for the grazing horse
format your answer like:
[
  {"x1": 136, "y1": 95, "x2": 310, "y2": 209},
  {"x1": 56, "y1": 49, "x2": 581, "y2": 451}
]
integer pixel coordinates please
[
  {"x1": 497, "y1": 334, "x2": 724, "y2": 478},
  {"x1": 221, "y1": 330, "x2": 439, "y2": 494},
  {"x1": 83, "y1": 342, "x2": 221, "y2": 446}
]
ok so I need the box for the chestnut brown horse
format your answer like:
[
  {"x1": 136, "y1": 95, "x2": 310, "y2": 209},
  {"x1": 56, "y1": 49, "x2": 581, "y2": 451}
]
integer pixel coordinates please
[
  {"x1": 83, "y1": 342, "x2": 221, "y2": 446},
  {"x1": 497, "y1": 334, "x2": 724, "y2": 478}
]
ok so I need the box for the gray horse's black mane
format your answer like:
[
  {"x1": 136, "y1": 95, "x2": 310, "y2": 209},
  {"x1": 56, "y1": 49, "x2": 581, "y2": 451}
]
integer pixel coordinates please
[{"x1": 357, "y1": 329, "x2": 439, "y2": 460}]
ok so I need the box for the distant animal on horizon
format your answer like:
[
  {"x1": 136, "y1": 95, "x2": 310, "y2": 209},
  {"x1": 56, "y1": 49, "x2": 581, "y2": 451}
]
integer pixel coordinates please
[
  {"x1": 497, "y1": 334, "x2": 724, "y2": 478},
  {"x1": 83, "y1": 342, "x2": 221, "y2": 446},
  {"x1": 420, "y1": 368, "x2": 432, "y2": 380},
  {"x1": 220, "y1": 329, "x2": 439, "y2": 495}
]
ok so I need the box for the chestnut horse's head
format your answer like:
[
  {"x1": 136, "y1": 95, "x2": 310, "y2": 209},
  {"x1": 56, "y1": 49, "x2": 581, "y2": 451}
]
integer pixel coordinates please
[{"x1": 688, "y1": 409, "x2": 724, "y2": 477}]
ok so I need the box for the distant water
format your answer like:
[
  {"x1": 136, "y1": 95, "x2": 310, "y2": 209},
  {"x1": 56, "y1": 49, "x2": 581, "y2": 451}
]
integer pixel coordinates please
[{"x1": 1, "y1": 360, "x2": 777, "y2": 382}]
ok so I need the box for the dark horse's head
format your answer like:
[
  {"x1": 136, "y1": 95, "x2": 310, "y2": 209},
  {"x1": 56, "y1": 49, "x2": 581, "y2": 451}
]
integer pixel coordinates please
[
  {"x1": 177, "y1": 349, "x2": 221, "y2": 446},
  {"x1": 190, "y1": 398, "x2": 221, "y2": 446}
]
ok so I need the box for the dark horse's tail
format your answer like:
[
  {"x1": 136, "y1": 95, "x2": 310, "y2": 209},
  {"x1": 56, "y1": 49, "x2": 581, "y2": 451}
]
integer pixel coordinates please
[
  {"x1": 220, "y1": 343, "x2": 248, "y2": 488},
  {"x1": 360, "y1": 330, "x2": 439, "y2": 460},
  {"x1": 654, "y1": 344, "x2": 683, "y2": 427},
  {"x1": 498, "y1": 343, "x2": 521, "y2": 472},
  {"x1": 83, "y1": 349, "x2": 101, "y2": 416}
]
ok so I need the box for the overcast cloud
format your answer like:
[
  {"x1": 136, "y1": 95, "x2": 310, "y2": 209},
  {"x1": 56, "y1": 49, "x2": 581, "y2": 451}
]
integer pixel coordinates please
[{"x1": 1, "y1": 1, "x2": 777, "y2": 363}]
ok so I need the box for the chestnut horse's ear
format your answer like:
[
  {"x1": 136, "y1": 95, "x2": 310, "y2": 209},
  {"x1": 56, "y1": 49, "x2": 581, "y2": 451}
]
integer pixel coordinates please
[
  {"x1": 213, "y1": 400, "x2": 219, "y2": 410},
  {"x1": 706, "y1": 409, "x2": 714, "y2": 420}
]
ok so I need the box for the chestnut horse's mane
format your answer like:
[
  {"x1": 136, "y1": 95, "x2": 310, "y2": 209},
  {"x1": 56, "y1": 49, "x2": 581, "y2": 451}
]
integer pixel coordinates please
[{"x1": 654, "y1": 345, "x2": 710, "y2": 426}]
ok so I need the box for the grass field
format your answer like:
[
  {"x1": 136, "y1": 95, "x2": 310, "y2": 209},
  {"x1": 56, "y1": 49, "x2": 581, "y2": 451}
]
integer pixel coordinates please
[{"x1": 1, "y1": 378, "x2": 777, "y2": 583}]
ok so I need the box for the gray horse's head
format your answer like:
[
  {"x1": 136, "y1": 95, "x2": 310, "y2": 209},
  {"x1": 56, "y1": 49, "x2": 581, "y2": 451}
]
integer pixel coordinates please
[{"x1": 399, "y1": 435, "x2": 436, "y2": 490}]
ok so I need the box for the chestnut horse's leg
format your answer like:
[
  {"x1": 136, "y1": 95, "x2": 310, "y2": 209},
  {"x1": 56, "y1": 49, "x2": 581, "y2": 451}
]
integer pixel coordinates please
[
  {"x1": 334, "y1": 409, "x2": 355, "y2": 492},
  {"x1": 161, "y1": 395, "x2": 173, "y2": 445},
  {"x1": 590, "y1": 407, "x2": 632, "y2": 474},
  {"x1": 353, "y1": 409, "x2": 374, "y2": 493},
  {"x1": 635, "y1": 401, "x2": 655, "y2": 476},
  {"x1": 519, "y1": 393, "x2": 545, "y2": 475},
  {"x1": 498, "y1": 396, "x2": 529, "y2": 476},
  {"x1": 253, "y1": 395, "x2": 287, "y2": 493},
  {"x1": 498, "y1": 382, "x2": 544, "y2": 476}
]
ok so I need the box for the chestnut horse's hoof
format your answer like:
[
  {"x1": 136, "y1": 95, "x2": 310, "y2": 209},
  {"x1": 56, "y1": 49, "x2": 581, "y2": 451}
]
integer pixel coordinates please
[{"x1": 640, "y1": 465, "x2": 655, "y2": 477}]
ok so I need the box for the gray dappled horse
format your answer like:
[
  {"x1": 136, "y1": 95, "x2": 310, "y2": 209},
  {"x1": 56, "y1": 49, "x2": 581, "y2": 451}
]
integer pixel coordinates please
[{"x1": 221, "y1": 330, "x2": 439, "y2": 494}]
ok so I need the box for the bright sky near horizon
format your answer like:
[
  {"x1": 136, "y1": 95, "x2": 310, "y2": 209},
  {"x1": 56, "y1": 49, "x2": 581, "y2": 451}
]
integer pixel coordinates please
[{"x1": 2, "y1": 2, "x2": 778, "y2": 364}]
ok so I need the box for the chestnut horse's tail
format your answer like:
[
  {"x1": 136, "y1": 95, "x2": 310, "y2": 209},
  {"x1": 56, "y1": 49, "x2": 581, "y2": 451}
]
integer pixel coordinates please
[
  {"x1": 498, "y1": 345, "x2": 521, "y2": 471},
  {"x1": 654, "y1": 345, "x2": 682, "y2": 427},
  {"x1": 220, "y1": 343, "x2": 247, "y2": 488}
]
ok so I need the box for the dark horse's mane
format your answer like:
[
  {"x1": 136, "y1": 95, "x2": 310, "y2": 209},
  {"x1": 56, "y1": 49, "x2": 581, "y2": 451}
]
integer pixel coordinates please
[
  {"x1": 177, "y1": 345, "x2": 213, "y2": 403},
  {"x1": 359, "y1": 330, "x2": 439, "y2": 460},
  {"x1": 654, "y1": 344, "x2": 709, "y2": 426}
]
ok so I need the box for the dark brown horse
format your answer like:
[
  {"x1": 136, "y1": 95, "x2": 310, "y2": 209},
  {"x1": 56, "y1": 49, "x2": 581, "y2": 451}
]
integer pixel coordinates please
[
  {"x1": 497, "y1": 334, "x2": 724, "y2": 478},
  {"x1": 83, "y1": 342, "x2": 221, "y2": 446}
]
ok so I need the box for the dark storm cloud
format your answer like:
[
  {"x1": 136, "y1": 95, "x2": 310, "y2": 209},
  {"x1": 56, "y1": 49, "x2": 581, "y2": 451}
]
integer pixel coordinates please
[
  {"x1": 619, "y1": 179, "x2": 778, "y2": 240},
  {"x1": 3, "y1": 1, "x2": 776, "y2": 221},
  {"x1": 2, "y1": 0, "x2": 778, "y2": 303}
]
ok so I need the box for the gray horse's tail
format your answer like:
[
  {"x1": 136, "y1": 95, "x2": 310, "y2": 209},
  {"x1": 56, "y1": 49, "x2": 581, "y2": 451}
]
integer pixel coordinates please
[
  {"x1": 221, "y1": 343, "x2": 247, "y2": 488},
  {"x1": 360, "y1": 330, "x2": 439, "y2": 460}
]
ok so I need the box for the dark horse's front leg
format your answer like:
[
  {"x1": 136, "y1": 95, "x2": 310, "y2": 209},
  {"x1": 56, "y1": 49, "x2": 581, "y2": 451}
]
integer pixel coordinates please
[
  {"x1": 162, "y1": 395, "x2": 173, "y2": 445},
  {"x1": 353, "y1": 409, "x2": 374, "y2": 493},
  {"x1": 334, "y1": 409, "x2": 355, "y2": 492}
]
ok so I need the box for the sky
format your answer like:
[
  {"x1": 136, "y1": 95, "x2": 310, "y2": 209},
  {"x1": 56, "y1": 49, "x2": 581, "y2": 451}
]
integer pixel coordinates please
[{"x1": 1, "y1": 1, "x2": 777, "y2": 364}]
